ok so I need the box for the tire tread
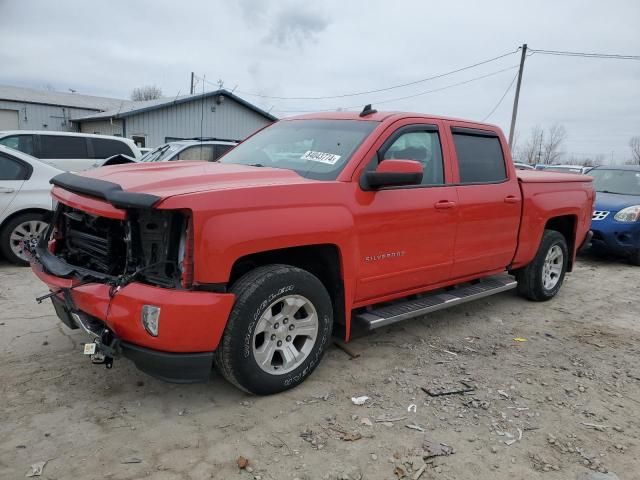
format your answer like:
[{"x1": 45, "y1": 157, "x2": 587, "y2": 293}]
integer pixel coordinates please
[{"x1": 213, "y1": 264, "x2": 331, "y2": 394}]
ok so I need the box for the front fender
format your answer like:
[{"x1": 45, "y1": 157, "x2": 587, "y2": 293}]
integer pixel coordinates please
[{"x1": 192, "y1": 204, "x2": 357, "y2": 284}]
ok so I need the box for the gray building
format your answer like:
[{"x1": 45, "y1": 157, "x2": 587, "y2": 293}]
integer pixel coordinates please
[
  {"x1": 0, "y1": 84, "x2": 130, "y2": 132},
  {"x1": 72, "y1": 90, "x2": 277, "y2": 148},
  {"x1": 0, "y1": 85, "x2": 277, "y2": 149}
]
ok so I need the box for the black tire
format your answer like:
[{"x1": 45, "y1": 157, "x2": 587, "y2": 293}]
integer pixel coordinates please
[
  {"x1": 629, "y1": 249, "x2": 640, "y2": 267},
  {"x1": 0, "y1": 212, "x2": 48, "y2": 266},
  {"x1": 516, "y1": 230, "x2": 569, "y2": 301},
  {"x1": 214, "y1": 265, "x2": 333, "y2": 395}
]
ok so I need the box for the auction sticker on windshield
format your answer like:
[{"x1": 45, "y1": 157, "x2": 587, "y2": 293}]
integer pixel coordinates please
[{"x1": 301, "y1": 150, "x2": 341, "y2": 165}]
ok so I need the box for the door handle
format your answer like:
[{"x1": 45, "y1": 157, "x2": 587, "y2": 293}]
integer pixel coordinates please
[
  {"x1": 434, "y1": 200, "x2": 456, "y2": 209},
  {"x1": 504, "y1": 195, "x2": 520, "y2": 204},
  {"x1": 0, "y1": 187, "x2": 15, "y2": 194}
]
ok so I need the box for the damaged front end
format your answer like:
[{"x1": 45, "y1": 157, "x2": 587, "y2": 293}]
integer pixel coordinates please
[
  {"x1": 44, "y1": 204, "x2": 191, "y2": 289},
  {"x1": 25, "y1": 173, "x2": 228, "y2": 382},
  {"x1": 31, "y1": 171, "x2": 194, "y2": 290}
]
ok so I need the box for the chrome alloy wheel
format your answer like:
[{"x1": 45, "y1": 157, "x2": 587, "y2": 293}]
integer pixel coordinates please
[
  {"x1": 542, "y1": 245, "x2": 564, "y2": 290},
  {"x1": 9, "y1": 220, "x2": 47, "y2": 262},
  {"x1": 252, "y1": 294, "x2": 319, "y2": 375}
]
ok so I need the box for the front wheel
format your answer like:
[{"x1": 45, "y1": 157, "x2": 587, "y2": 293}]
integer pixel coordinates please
[
  {"x1": 214, "y1": 265, "x2": 333, "y2": 395},
  {"x1": 516, "y1": 230, "x2": 569, "y2": 301}
]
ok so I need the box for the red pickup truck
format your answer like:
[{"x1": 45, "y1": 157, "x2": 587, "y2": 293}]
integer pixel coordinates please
[{"x1": 29, "y1": 110, "x2": 594, "y2": 394}]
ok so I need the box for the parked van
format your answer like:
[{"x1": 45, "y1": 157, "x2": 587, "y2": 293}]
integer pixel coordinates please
[{"x1": 0, "y1": 131, "x2": 140, "y2": 171}]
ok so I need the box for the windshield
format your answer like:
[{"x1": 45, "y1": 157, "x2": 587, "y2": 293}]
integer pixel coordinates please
[
  {"x1": 219, "y1": 119, "x2": 377, "y2": 180},
  {"x1": 588, "y1": 169, "x2": 640, "y2": 196},
  {"x1": 140, "y1": 143, "x2": 182, "y2": 162}
]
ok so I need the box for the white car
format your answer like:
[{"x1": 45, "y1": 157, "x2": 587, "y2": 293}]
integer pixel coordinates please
[
  {"x1": 0, "y1": 145, "x2": 60, "y2": 265},
  {"x1": 0, "y1": 130, "x2": 141, "y2": 171}
]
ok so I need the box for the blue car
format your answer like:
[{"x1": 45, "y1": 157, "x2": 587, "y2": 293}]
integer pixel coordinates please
[{"x1": 587, "y1": 165, "x2": 640, "y2": 265}]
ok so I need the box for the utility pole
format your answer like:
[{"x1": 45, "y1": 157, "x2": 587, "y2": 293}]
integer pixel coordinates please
[
  {"x1": 190, "y1": 72, "x2": 195, "y2": 95},
  {"x1": 508, "y1": 43, "x2": 527, "y2": 150}
]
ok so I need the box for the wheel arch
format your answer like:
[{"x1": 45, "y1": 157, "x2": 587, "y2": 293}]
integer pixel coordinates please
[
  {"x1": 228, "y1": 244, "x2": 348, "y2": 338},
  {"x1": 0, "y1": 208, "x2": 52, "y2": 232},
  {"x1": 544, "y1": 214, "x2": 577, "y2": 271}
]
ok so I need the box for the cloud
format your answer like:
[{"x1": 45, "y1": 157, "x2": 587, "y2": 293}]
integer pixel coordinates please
[
  {"x1": 265, "y1": 6, "x2": 330, "y2": 47},
  {"x1": 0, "y1": 0, "x2": 638, "y2": 162}
]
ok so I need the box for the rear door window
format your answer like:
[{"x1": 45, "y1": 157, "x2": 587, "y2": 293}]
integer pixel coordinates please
[
  {"x1": 39, "y1": 135, "x2": 89, "y2": 159},
  {"x1": 90, "y1": 138, "x2": 134, "y2": 158},
  {"x1": 0, "y1": 153, "x2": 29, "y2": 180},
  {"x1": 452, "y1": 131, "x2": 507, "y2": 183},
  {"x1": 0, "y1": 134, "x2": 35, "y2": 156}
]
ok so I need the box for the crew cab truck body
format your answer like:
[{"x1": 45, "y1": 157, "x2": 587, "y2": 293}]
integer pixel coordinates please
[{"x1": 29, "y1": 111, "x2": 594, "y2": 394}]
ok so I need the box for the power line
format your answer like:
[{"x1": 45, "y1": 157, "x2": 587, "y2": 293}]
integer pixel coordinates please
[
  {"x1": 198, "y1": 48, "x2": 521, "y2": 101},
  {"x1": 191, "y1": 44, "x2": 638, "y2": 117},
  {"x1": 529, "y1": 49, "x2": 640, "y2": 60},
  {"x1": 273, "y1": 64, "x2": 520, "y2": 114},
  {"x1": 482, "y1": 72, "x2": 518, "y2": 122}
]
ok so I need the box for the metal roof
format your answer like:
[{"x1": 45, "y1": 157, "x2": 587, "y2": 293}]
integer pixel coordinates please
[
  {"x1": 0, "y1": 84, "x2": 132, "y2": 111},
  {"x1": 71, "y1": 89, "x2": 277, "y2": 122}
]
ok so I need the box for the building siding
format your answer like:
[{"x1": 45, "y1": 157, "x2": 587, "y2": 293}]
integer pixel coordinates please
[
  {"x1": 0, "y1": 100, "x2": 98, "y2": 132},
  {"x1": 78, "y1": 95, "x2": 272, "y2": 147},
  {"x1": 79, "y1": 119, "x2": 123, "y2": 136}
]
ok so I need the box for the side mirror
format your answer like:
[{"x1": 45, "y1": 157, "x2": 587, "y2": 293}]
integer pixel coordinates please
[{"x1": 360, "y1": 159, "x2": 423, "y2": 190}]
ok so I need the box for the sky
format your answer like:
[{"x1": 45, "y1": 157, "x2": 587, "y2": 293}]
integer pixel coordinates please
[{"x1": 1, "y1": 0, "x2": 639, "y2": 163}]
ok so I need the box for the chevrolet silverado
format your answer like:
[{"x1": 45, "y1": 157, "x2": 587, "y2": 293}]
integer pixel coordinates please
[{"x1": 29, "y1": 109, "x2": 594, "y2": 394}]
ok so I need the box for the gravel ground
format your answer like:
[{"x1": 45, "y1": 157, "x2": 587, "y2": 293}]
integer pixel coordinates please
[{"x1": 1, "y1": 255, "x2": 638, "y2": 480}]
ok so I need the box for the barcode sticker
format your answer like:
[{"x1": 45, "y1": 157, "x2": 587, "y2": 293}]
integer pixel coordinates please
[{"x1": 301, "y1": 150, "x2": 341, "y2": 165}]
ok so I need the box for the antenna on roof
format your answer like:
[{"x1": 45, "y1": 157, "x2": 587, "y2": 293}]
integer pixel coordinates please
[{"x1": 359, "y1": 104, "x2": 377, "y2": 117}]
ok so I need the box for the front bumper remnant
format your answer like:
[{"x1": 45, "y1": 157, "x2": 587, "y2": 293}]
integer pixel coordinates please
[{"x1": 51, "y1": 294, "x2": 214, "y2": 383}]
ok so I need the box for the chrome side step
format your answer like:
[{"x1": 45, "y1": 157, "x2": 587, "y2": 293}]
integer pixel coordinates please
[{"x1": 354, "y1": 274, "x2": 517, "y2": 330}]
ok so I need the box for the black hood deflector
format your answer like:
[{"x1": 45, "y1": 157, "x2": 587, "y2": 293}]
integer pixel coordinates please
[{"x1": 51, "y1": 172, "x2": 160, "y2": 209}]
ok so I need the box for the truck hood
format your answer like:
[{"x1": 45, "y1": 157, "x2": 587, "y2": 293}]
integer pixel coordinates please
[
  {"x1": 82, "y1": 161, "x2": 311, "y2": 198},
  {"x1": 594, "y1": 191, "x2": 640, "y2": 213}
]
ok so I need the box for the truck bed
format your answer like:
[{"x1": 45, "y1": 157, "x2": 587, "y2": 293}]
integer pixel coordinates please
[{"x1": 512, "y1": 171, "x2": 594, "y2": 270}]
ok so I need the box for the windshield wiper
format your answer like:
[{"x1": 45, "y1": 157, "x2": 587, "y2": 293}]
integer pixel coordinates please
[
  {"x1": 597, "y1": 190, "x2": 625, "y2": 195},
  {"x1": 248, "y1": 163, "x2": 264, "y2": 167},
  {"x1": 142, "y1": 144, "x2": 171, "y2": 162}
]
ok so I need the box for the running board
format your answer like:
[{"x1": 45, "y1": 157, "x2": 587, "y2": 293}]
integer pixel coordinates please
[{"x1": 353, "y1": 274, "x2": 517, "y2": 330}]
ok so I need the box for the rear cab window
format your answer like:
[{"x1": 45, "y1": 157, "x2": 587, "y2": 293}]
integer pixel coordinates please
[
  {"x1": 176, "y1": 145, "x2": 215, "y2": 161},
  {"x1": 39, "y1": 135, "x2": 88, "y2": 159},
  {"x1": 451, "y1": 127, "x2": 507, "y2": 183}
]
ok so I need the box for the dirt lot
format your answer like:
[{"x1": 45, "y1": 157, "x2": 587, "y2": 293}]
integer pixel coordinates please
[{"x1": 1, "y1": 256, "x2": 638, "y2": 480}]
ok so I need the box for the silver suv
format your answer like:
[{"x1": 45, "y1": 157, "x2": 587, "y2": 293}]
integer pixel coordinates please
[{"x1": 96, "y1": 138, "x2": 238, "y2": 167}]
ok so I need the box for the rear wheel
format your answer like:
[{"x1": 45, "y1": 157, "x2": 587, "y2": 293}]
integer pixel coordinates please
[
  {"x1": 214, "y1": 265, "x2": 333, "y2": 395},
  {"x1": 629, "y1": 249, "x2": 640, "y2": 266},
  {"x1": 516, "y1": 230, "x2": 569, "y2": 301},
  {"x1": 0, "y1": 212, "x2": 48, "y2": 266}
]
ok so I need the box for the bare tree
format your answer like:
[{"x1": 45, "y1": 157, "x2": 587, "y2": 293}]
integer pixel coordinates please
[
  {"x1": 541, "y1": 123, "x2": 566, "y2": 165},
  {"x1": 630, "y1": 136, "x2": 640, "y2": 165},
  {"x1": 131, "y1": 85, "x2": 163, "y2": 101},
  {"x1": 519, "y1": 125, "x2": 544, "y2": 164}
]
